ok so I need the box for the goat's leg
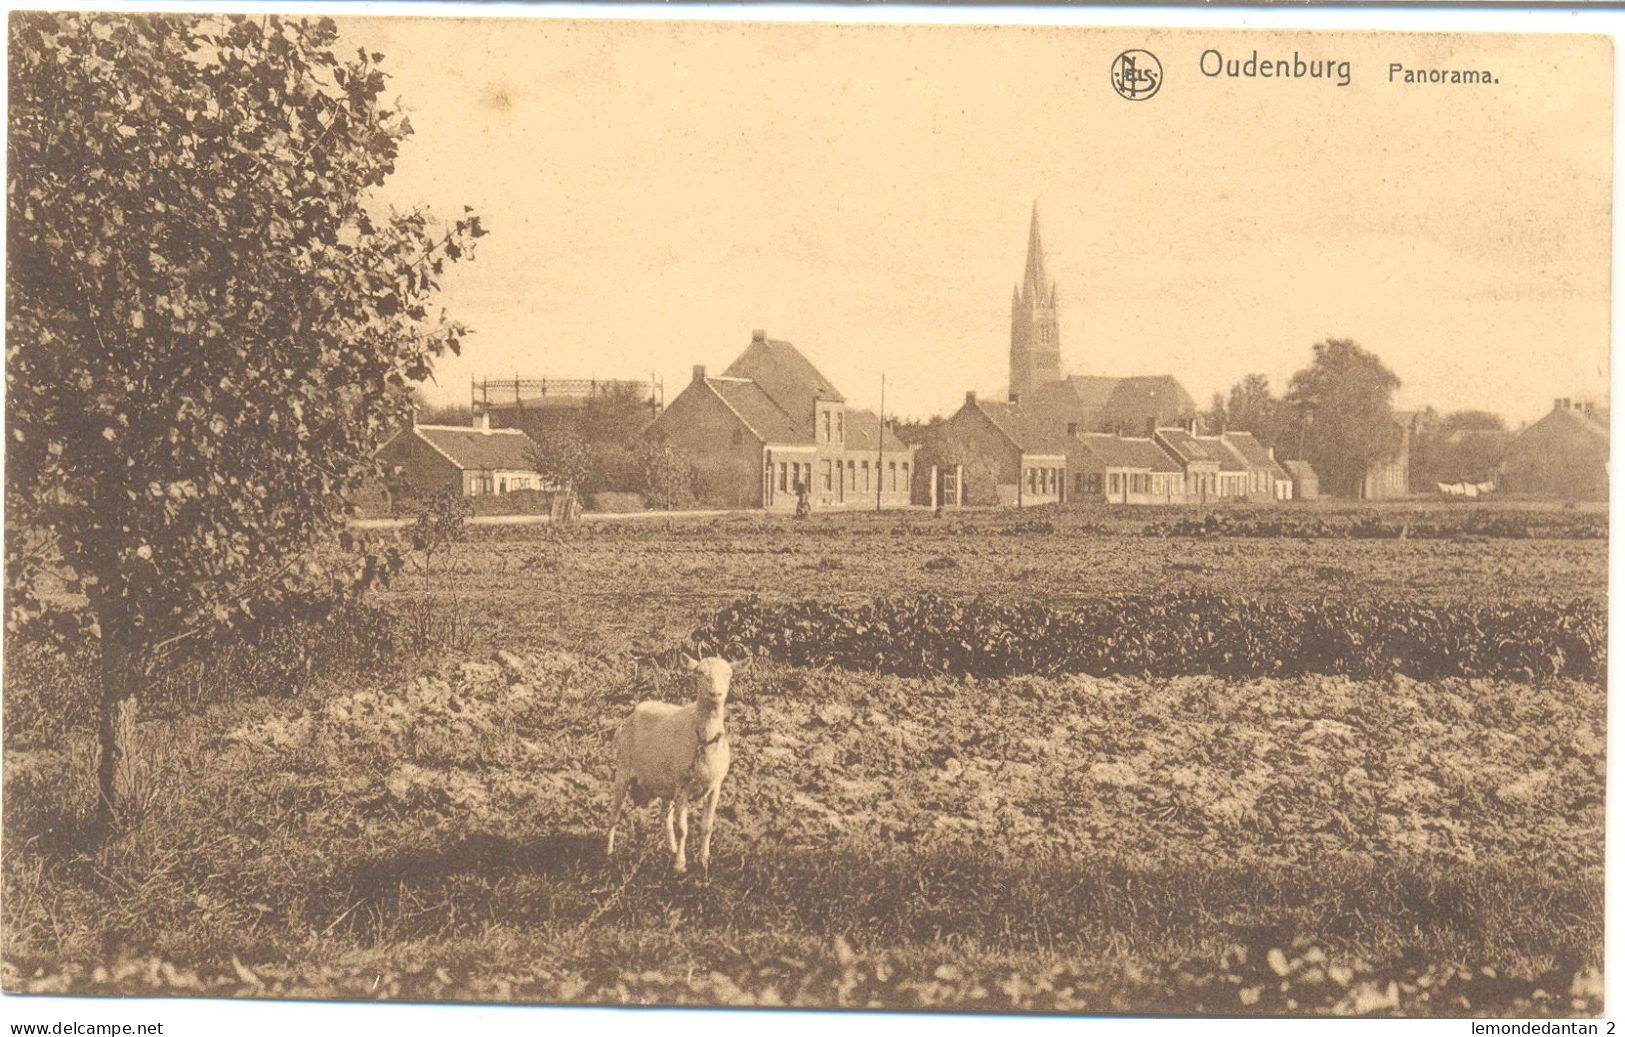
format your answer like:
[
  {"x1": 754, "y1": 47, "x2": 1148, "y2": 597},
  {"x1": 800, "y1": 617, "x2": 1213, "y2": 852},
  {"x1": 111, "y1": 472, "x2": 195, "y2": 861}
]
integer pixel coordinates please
[
  {"x1": 697, "y1": 783, "x2": 722, "y2": 873},
  {"x1": 605, "y1": 776, "x2": 630, "y2": 856},
  {"x1": 663, "y1": 797, "x2": 679, "y2": 854},
  {"x1": 672, "y1": 790, "x2": 691, "y2": 873}
]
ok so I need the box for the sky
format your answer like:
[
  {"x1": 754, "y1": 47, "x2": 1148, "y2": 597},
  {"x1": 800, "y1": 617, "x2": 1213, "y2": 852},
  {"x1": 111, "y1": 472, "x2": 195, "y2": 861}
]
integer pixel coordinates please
[{"x1": 342, "y1": 17, "x2": 1611, "y2": 427}]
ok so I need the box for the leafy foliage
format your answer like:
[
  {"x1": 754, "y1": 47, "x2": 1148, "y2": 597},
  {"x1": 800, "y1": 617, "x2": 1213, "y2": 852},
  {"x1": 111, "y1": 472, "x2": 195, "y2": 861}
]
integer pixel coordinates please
[
  {"x1": 1281, "y1": 340, "x2": 1403, "y2": 497},
  {"x1": 1411, "y1": 409, "x2": 1511, "y2": 487},
  {"x1": 525, "y1": 426, "x2": 589, "y2": 491},
  {"x1": 1142, "y1": 509, "x2": 1604, "y2": 540},
  {"x1": 694, "y1": 592, "x2": 1604, "y2": 681},
  {"x1": 7, "y1": 13, "x2": 483, "y2": 661}
]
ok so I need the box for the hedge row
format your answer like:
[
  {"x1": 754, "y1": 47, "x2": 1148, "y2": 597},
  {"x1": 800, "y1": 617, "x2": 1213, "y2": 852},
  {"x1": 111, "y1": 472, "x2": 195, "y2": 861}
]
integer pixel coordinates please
[
  {"x1": 1142, "y1": 511, "x2": 1607, "y2": 540},
  {"x1": 693, "y1": 591, "x2": 1605, "y2": 681}
]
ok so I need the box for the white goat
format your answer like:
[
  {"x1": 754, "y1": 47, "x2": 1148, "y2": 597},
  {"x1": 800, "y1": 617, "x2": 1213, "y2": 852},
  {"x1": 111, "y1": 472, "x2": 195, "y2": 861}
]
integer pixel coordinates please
[{"x1": 605, "y1": 653, "x2": 733, "y2": 873}]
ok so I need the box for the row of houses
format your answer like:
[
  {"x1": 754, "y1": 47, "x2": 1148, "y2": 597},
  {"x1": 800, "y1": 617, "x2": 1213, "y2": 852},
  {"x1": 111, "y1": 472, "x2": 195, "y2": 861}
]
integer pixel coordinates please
[
  {"x1": 941, "y1": 390, "x2": 1315, "y2": 506},
  {"x1": 645, "y1": 330, "x2": 917, "y2": 511}
]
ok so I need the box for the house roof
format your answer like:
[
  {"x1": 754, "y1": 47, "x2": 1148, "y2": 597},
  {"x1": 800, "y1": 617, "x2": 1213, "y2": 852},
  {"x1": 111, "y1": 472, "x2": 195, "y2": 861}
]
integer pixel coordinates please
[
  {"x1": 1224, "y1": 432, "x2": 1284, "y2": 475},
  {"x1": 723, "y1": 335, "x2": 845, "y2": 426},
  {"x1": 1155, "y1": 427, "x2": 1229, "y2": 467},
  {"x1": 1550, "y1": 403, "x2": 1610, "y2": 442},
  {"x1": 1030, "y1": 375, "x2": 1197, "y2": 433},
  {"x1": 703, "y1": 376, "x2": 805, "y2": 444},
  {"x1": 1282, "y1": 459, "x2": 1319, "y2": 482},
  {"x1": 1073, "y1": 433, "x2": 1182, "y2": 472},
  {"x1": 972, "y1": 399, "x2": 1072, "y2": 456},
  {"x1": 1221, "y1": 431, "x2": 1294, "y2": 479},
  {"x1": 413, "y1": 425, "x2": 540, "y2": 471},
  {"x1": 845, "y1": 408, "x2": 912, "y2": 455},
  {"x1": 1196, "y1": 434, "x2": 1249, "y2": 472}
]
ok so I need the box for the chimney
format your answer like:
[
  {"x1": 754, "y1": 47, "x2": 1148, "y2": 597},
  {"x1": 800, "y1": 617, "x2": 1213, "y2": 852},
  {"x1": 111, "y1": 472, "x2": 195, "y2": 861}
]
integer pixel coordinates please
[
  {"x1": 1066, "y1": 422, "x2": 1079, "y2": 437},
  {"x1": 1008, "y1": 392, "x2": 1021, "y2": 405},
  {"x1": 479, "y1": 409, "x2": 492, "y2": 434},
  {"x1": 965, "y1": 390, "x2": 978, "y2": 405},
  {"x1": 1145, "y1": 417, "x2": 1158, "y2": 436},
  {"x1": 751, "y1": 329, "x2": 766, "y2": 343},
  {"x1": 693, "y1": 364, "x2": 707, "y2": 384},
  {"x1": 1554, "y1": 398, "x2": 1564, "y2": 411}
]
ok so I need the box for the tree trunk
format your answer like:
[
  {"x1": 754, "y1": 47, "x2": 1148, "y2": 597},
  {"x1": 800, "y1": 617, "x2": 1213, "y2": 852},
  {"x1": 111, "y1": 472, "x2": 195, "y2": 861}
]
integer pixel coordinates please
[{"x1": 96, "y1": 639, "x2": 142, "y2": 827}]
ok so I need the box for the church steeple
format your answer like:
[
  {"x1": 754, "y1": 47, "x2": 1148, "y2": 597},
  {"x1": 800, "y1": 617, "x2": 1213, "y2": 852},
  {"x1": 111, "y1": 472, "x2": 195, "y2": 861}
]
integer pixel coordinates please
[
  {"x1": 1022, "y1": 201, "x2": 1049, "y2": 303},
  {"x1": 1009, "y1": 202, "x2": 1062, "y2": 402}
]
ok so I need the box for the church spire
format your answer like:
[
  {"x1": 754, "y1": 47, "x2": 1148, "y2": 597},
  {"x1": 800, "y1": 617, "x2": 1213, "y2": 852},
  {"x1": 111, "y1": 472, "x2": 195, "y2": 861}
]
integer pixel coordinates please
[
  {"x1": 1009, "y1": 201, "x2": 1062, "y2": 403},
  {"x1": 1022, "y1": 201, "x2": 1048, "y2": 302}
]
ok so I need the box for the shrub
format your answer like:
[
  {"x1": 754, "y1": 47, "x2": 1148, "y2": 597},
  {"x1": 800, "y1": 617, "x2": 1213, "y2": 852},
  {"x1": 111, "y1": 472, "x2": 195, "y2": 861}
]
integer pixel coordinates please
[
  {"x1": 693, "y1": 592, "x2": 1605, "y2": 682},
  {"x1": 1143, "y1": 510, "x2": 1606, "y2": 540}
]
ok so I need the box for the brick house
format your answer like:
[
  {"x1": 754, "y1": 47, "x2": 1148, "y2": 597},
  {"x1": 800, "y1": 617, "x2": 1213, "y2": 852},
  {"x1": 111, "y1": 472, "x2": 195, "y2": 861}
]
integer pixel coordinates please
[
  {"x1": 1213, "y1": 431, "x2": 1293, "y2": 500},
  {"x1": 646, "y1": 331, "x2": 916, "y2": 511},
  {"x1": 1068, "y1": 433, "x2": 1185, "y2": 504},
  {"x1": 1152, "y1": 426, "x2": 1225, "y2": 502},
  {"x1": 1498, "y1": 397, "x2": 1609, "y2": 500},
  {"x1": 936, "y1": 392, "x2": 1068, "y2": 506},
  {"x1": 376, "y1": 413, "x2": 549, "y2": 498},
  {"x1": 1358, "y1": 411, "x2": 1424, "y2": 499},
  {"x1": 1283, "y1": 460, "x2": 1320, "y2": 500},
  {"x1": 1028, "y1": 375, "x2": 1199, "y2": 436}
]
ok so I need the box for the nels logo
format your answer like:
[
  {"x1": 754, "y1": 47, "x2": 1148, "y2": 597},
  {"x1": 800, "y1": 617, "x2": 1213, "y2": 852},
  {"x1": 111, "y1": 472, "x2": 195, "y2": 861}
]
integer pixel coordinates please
[{"x1": 1111, "y1": 49, "x2": 1162, "y2": 101}]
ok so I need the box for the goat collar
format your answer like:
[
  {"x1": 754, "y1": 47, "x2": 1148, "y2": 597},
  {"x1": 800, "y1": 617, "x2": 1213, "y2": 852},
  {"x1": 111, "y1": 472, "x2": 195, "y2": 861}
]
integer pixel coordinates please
[{"x1": 696, "y1": 729, "x2": 725, "y2": 751}]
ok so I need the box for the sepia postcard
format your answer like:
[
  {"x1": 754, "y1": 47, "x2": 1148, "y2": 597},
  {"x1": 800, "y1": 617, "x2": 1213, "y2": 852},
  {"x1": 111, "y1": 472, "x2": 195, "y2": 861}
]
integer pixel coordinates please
[{"x1": 1, "y1": 7, "x2": 1612, "y2": 1030}]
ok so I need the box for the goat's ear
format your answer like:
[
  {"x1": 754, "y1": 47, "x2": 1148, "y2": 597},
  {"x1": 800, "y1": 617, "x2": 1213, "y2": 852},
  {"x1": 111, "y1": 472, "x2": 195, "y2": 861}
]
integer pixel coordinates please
[{"x1": 681, "y1": 652, "x2": 700, "y2": 671}]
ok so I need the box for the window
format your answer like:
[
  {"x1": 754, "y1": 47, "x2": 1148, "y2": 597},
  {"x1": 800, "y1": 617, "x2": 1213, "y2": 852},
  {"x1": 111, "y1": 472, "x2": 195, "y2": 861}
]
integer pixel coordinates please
[
  {"x1": 862, "y1": 460, "x2": 870, "y2": 491},
  {"x1": 1027, "y1": 468, "x2": 1037, "y2": 494},
  {"x1": 779, "y1": 463, "x2": 788, "y2": 492},
  {"x1": 901, "y1": 462, "x2": 909, "y2": 488},
  {"x1": 836, "y1": 413, "x2": 844, "y2": 443},
  {"x1": 889, "y1": 462, "x2": 897, "y2": 491},
  {"x1": 499, "y1": 478, "x2": 507, "y2": 494},
  {"x1": 1109, "y1": 473, "x2": 1120, "y2": 495},
  {"x1": 823, "y1": 411, "x2": 831, "y2": 442},
  {"x1": 823, "y1": 460, "x2": 833, "y2": 491}
]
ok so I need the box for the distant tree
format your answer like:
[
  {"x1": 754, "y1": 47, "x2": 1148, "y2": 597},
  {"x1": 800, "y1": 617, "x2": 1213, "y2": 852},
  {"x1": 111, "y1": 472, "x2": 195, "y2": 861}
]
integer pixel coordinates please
[
  {"x1": 1281, "y1": 339, "x2": 1402, "y2": 497},
  {"x1": 6, "y1": 13, "x2": 483, "y2": 823},
  {"x1": 411, "y1": 387, "x2": 473, "y2": 427},
  {"x1": 526, "y1": 427, "x2": 590, "y2": 492},
  {"x1": 1412, "y1": 409, "x2": 1509, "y2": 486},
  {"x1": 638, "y1": 439, "x2": 695, "y2": 510},
  {"x1": 582, "y1": 382, "x2": 655, "y2": 446},
  {"x1": 1224, "y1": 374, "x2": 1283, "y2": 447}
]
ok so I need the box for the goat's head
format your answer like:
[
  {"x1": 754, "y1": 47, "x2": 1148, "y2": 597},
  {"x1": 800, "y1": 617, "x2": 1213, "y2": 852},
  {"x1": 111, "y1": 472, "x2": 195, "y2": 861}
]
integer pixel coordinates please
[{"x1": 682, "y1": 653, "x2": 733, "y2": 706}]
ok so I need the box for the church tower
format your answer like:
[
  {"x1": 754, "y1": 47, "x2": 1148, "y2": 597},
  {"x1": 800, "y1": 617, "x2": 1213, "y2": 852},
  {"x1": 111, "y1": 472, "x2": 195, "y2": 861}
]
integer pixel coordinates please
[{"x1": 1008, "y1": 202, "x2": 1062, "y2": 403}]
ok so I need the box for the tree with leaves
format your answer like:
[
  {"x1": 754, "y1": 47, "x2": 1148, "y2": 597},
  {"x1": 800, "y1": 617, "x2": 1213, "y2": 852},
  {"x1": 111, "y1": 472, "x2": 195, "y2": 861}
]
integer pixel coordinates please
[
  {"x1": 1411, "y1": 408, "x2": 1510, "y2": 487},
  {"x1": 527, "y1": 427, "x2": 590, "y2": 495},
  {"x1": 1282, "y1": 339, "x2": 1403, "y2": 497},
  {"x1": 7, "y1": 13, "x2": 483, "y2": 823},
  {"x1": 1223, "y1": 374, "x2": 1283, "y2": 447}
]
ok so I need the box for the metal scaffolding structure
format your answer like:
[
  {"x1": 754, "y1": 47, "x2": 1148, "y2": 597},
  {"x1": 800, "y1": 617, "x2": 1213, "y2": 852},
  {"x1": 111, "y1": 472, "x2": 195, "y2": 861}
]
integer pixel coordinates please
[{"x1": 471, "y1": 375, "x2": 665, "y2": 417}]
